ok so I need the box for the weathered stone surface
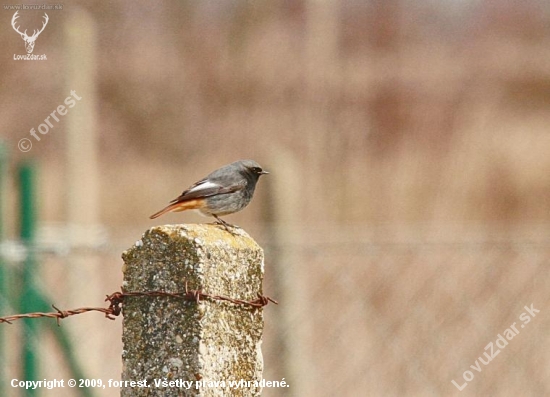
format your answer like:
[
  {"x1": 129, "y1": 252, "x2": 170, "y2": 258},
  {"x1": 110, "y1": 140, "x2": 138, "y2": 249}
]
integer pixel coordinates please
[{"x1": 121, "y1": 224, "x2": 264, "y2": 397}]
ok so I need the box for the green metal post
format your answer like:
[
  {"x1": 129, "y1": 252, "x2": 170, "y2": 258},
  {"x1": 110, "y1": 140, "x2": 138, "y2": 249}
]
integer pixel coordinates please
[
  {"x1": 24, "y1": 296, "x2": 94, "y2": 397},
  {"x1": 19, "y1": 162, "x2": 39, "y2": 395},
  {"x1": 16, "y1": 161, "x2": 93, "y2": 397},
  {"x1": 0, "y1": 143, "x2": 7, "y2": 396}
]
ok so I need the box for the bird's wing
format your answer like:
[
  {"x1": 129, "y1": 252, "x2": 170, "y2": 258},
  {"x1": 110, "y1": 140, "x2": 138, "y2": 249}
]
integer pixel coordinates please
[{"x1": 170, "y1": 179, "x2": 245, "y2": 203}]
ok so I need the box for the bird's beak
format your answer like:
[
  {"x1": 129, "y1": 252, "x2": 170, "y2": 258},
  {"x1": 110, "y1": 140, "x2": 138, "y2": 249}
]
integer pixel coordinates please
[{"x1": 260, "y1": 170, "x2": 269, "y2": 175}]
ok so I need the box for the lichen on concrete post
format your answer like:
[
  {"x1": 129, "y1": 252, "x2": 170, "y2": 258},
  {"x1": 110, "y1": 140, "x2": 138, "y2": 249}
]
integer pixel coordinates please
[{"x1": 121, "y1": 224, "x2": 265, "y2": 397}]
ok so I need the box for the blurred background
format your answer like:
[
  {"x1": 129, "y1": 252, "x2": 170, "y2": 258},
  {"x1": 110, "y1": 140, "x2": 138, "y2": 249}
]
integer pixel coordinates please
[{"x1": 1, "y1": 0, "x2": 550, "y2": 396}]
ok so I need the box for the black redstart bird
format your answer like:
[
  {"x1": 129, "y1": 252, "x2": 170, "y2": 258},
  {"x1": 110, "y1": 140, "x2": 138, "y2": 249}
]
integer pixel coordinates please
[{"x1": 149, "y1": 160, "x2": 268, "y2": 228}]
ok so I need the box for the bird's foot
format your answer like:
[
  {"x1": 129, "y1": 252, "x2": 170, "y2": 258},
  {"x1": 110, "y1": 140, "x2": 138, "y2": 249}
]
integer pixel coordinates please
[{"x1": 213, "y1": 216, "x2": 239, "y2": 233}]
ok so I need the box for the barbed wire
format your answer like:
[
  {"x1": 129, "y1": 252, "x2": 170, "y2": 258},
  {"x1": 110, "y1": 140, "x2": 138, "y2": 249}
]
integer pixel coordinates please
[{"x1": 0, "y1": 285, "x2": 277, "y2": 325}]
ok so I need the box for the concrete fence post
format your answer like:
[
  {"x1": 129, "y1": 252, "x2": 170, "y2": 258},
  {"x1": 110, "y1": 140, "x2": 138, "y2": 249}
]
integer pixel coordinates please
[{"x1": 121, "y1": 224, "x2": 265, "y2": 397}]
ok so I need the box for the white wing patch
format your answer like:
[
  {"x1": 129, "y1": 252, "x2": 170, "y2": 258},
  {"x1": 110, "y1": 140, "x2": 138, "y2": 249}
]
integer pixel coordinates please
[{"x1": 187, "y1": 180, "x2": 220, "y2": 194}]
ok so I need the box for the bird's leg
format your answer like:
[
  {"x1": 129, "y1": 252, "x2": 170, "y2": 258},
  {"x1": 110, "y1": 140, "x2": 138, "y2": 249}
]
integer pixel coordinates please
[{"x1": 213, "y1": 215, "x2": 237, "y2": 232}]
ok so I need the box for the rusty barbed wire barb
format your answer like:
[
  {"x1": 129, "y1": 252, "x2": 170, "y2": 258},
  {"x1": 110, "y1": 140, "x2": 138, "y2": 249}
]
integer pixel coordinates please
[
  {"x1": 105, "y1": 291, "x2": 124, "y2": 318},
  {"x1": 0, "y1": 288, "x2": 277, "y2": 325},
  {"x1": 52, "y1": 304, "x2": 67, "y2": 326},
  {"x1": 0, "y1": 306, "x2": 113, "y2": 325}
]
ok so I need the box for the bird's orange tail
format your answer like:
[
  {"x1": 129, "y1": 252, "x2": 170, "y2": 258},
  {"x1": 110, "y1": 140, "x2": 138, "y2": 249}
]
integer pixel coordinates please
[{"x1": 149, "y1": 199, "x2": 205, "y2": 219}]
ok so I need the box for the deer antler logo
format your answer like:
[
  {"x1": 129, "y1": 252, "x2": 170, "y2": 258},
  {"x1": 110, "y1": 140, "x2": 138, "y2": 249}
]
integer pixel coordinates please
[{"x1": 11, "y1": 11, "x2": 49, "y2": 54}]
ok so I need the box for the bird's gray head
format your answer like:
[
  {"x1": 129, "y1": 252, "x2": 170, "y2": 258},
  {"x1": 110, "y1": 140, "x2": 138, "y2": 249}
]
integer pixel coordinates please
[{"x1": 238, "y1": 160, "x2": 269, "y2": 181}]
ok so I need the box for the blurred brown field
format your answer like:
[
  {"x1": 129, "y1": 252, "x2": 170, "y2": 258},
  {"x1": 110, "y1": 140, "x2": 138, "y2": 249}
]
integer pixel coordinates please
[{"x1": 1, "y1": 1, "x2": 550, "y2": 396}]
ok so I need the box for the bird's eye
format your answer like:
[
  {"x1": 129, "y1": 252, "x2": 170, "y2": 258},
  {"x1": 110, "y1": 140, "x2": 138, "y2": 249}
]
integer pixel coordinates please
[{"x1": 252, "y1": 167, "x2": 262, "y2": 173}]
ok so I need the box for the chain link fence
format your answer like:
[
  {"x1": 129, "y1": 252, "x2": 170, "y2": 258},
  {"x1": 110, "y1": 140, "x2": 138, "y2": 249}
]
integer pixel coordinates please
[{"x1": 261, "y1": 225, "x2": 550, "y2": 396}]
